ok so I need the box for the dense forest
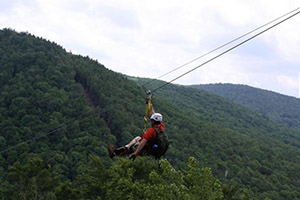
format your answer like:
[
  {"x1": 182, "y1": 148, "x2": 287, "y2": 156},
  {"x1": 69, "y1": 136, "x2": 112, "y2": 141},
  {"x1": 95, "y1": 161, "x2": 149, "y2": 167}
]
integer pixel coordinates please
[
  {"x1": 1, "y1": 29, "x2": 300, "y2": 199},
  {"x1": 191, "y1": 83, "x2": 300, "y2": 130}
]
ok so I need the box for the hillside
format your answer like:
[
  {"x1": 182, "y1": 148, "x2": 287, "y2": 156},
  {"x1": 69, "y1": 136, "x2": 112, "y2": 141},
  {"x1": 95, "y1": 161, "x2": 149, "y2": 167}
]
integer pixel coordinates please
[
  {"x1": 135, "y1": 78, "x2": 300, "y2": 199},
  {"x1": 190, "y1": 83, "x2": 300, "y2": 130},
  {"x1": 1, "y1": 29, "x2": 300, "y2": 199}
]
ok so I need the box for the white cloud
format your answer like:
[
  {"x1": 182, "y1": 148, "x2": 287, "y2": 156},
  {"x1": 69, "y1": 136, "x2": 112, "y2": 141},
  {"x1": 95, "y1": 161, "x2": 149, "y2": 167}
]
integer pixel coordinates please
[
  {"x1": 276, "y1": 74, "x2": 298, "y2": 96},
  {"x1": 0, "y1": 0, "x2": 299, "y2": 97},
  {"x1": 277, "y1": 73, "x2": 298, "y2": 87}
]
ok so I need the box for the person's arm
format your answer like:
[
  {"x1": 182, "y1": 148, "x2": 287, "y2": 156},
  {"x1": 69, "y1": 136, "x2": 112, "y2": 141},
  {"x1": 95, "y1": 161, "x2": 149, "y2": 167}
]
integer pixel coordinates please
[
  {"x1": 130, "y1": 139, "x2": 148, "y2": 159},
  {"x1": 149, "y1": 103, "x2": 155, "y2": 115},
  {"x1": 146, "y1": 90, "x2": 155, "y2": 116}
]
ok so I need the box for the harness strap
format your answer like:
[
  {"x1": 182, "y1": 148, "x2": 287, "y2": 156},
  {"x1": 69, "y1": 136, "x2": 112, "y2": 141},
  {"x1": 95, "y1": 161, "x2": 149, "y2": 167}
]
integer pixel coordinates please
[
  {"x1": 153, "y1": 127, "x2": 161, "y2": 138},
  {"x1": 144, "y1": 90, "x2": 152, "y2": 132},
  {"x1": 144, "y1": 99, "x2": 151, "y2": 132}
]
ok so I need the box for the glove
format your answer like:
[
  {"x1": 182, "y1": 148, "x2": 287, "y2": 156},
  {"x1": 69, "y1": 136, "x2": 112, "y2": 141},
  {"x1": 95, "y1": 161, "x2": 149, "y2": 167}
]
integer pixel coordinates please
[
  {"x1": 145, "y1": 90, "x2": 152, "y2": 103},
  {"x1": 129, "y1": 153, "x2": 137, "y2": 161}
]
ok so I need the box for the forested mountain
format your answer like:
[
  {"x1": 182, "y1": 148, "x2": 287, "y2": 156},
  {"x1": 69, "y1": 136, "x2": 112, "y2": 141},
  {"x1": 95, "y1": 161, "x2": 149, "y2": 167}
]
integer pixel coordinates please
[
  {"x1": 190, "y1": 84, "x2": 300, "y2": 130},
  {"x1": 1, "y1": 29, "x2": 300, "y2": 200}
]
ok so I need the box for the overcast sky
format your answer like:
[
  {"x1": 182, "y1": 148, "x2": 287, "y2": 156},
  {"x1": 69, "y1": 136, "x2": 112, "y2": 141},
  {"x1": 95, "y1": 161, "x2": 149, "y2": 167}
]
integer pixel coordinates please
[{"x1": 1, "y1": 0, "x2": 300, "y2": 98}]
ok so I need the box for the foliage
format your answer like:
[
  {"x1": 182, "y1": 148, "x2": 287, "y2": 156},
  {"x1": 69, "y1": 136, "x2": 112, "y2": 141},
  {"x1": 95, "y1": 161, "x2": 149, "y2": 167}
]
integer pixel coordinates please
[
  {"x1": 7, "y1": 157, "x2": 57, "y2": 200},
  {"x1": 191, "y1": 83, "x2": 300, "y2": 130},
  {"x1": 136, "y1": 78, "x2": 300, "y2": 200},
  {"x1": 1, "y1": 28, "x2": 300, "y2": 199},
  {"x1": 76, "y1": 156, "x2": 226, "y2": 200}
]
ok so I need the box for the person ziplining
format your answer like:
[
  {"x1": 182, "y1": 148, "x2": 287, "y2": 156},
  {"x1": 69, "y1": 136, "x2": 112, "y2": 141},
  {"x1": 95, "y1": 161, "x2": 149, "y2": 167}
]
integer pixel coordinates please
[{"x1": 108, "y1": 91, "x2": 169, "y2": 160}]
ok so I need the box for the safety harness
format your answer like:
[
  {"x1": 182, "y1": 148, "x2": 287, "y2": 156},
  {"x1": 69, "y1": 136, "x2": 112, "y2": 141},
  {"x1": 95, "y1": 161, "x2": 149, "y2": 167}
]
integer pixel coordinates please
[
  {"x1": 144, "y1": 90, "x2": 152, "y2": 132},
  {"x1": 143, "y1": 90, "x2": 169, "y2": 159}
]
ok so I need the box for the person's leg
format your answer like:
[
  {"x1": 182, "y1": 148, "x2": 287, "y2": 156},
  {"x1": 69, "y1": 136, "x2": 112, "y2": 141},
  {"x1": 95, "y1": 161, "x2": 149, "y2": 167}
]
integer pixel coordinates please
[
  {"x1": 113, "y1": 136, "x2": 141, "y2": 156},
  {"x1": 125, "y1": 136, "x2": 141, "y2": 149}
]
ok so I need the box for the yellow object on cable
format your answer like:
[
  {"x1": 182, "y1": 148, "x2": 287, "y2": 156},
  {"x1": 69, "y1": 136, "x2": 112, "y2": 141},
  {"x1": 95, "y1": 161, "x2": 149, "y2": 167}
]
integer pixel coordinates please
[{"x1": 144, "y1": 99, "x2": 151, "y2": 132}]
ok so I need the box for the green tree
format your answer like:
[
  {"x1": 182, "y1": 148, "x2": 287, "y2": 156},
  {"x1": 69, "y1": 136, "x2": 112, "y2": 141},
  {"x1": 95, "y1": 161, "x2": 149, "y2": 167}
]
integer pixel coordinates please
[{"x1": 8, "y1": 157, "x2": 57, "y2": 200}]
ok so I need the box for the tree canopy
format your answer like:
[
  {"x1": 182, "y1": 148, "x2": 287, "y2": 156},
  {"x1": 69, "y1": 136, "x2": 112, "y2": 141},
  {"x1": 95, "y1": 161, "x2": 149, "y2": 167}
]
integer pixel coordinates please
[
  {"x1": 191, "y1": 83, "x2": 300, "y2": 130},
  {"x1": 1, "y1": 28, "x2": 300, "y2": 199}
]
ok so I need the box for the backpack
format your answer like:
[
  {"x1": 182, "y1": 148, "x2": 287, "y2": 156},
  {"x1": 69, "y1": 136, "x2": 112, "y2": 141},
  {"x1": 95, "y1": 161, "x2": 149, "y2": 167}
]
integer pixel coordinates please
[{"x1": 148, "y1": 127, "x2": 169, "y2": 159}]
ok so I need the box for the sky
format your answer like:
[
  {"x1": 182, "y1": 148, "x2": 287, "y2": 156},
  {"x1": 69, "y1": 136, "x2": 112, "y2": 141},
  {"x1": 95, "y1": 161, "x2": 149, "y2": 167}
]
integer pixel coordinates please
[{"x1": 1, "y1": 0, "x2": 300, "y2": 98}]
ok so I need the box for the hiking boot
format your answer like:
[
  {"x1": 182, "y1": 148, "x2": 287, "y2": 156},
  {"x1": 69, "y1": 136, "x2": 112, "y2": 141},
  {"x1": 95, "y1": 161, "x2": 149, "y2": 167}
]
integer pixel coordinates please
[
  {"x1": 108, "y1": 144, "x2": 116, "y2": 158},
  {"x1": 115, "y1": 146, "x2": 129, "y2": 156}
]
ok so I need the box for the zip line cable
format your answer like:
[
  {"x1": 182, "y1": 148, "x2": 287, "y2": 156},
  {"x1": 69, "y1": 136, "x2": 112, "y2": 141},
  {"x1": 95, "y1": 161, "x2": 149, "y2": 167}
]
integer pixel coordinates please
[
  {"x1": 1, "y1": 86, "x2": 143, "y2": 154},
  {"x1": 151, "y1": 9, "x2": 300, "y2": 93},
  {"x1": 2, "y1": 7, "x2": 300, "y2": 154},
  {"x1": 142, "y1": 6, "x2": 300, "y2": 89},
  {"x1": 0, "y1": 121, "x2": 76, "y2": 154},
  {"x1": 0, "y1": 104, "x2": 122, "y2": 154},
  {"x1": 0, "y1": 110, "x2": 94, "y2": 154},
  {"x1": 0, "y1": 90, "x2": 144, "y2": 154}
]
